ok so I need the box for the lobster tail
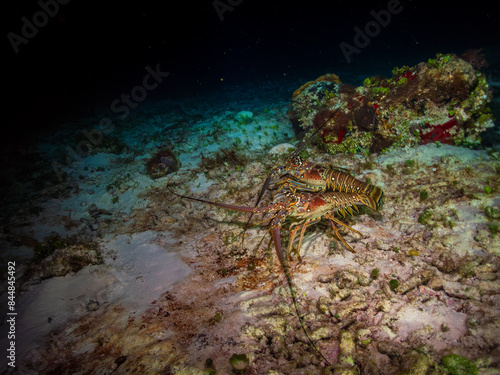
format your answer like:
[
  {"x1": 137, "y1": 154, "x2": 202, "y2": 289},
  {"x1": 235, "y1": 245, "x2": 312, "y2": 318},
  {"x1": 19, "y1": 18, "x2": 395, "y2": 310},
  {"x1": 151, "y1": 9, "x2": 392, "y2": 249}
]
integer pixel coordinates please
[{"x1": 366, "y1": 185, "x2": 383, "y2": 210}]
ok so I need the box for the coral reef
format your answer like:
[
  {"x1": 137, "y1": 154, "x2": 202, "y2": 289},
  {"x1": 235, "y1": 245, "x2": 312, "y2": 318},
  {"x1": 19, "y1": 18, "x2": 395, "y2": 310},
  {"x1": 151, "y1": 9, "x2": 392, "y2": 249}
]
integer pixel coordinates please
[
  {"x1": 461, "y1": 48, "x2": 489, "y2": 70},
  {"x1": 289, "y1": 53, "x2": 494, "y2": 154}
]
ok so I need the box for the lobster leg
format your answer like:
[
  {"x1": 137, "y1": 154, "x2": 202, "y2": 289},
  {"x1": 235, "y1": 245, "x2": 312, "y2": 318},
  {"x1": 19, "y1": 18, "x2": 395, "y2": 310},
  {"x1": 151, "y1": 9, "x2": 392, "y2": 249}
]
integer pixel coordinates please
[
  {"x1": 287, "y1": 221, "x2": 304, "y2": 261},
  {"x1": 295, "y1": 218, "x2": 321, "y2": 260},
  {"x1": 287, "y1": 218, "x2": 320, "y2": 262},
  {"x1": 325, "y1": 213, "x2": 362, "y2": 253},
  {"x1": 274, "y1": 178, "x2": 323, "y2": 197}
]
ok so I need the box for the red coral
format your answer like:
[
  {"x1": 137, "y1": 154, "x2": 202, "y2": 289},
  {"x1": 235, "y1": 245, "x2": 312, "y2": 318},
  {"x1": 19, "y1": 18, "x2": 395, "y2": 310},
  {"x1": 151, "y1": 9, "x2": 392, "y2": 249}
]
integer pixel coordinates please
[
  {"x1": 336, "y1": 128, "x2": 346, "y2": 143},
  {"x1": 313, "y1": 108, "x2": 346, "y2": 144},
  {"x1": 401, "y1": 71, "x2": 416, "y2": 80},
  {"x1": 419, "y1": 118, "x2": 458, "y2": 144},
  {"x1": 321, "y1": 128, "x2": 345, "y2": 143}
]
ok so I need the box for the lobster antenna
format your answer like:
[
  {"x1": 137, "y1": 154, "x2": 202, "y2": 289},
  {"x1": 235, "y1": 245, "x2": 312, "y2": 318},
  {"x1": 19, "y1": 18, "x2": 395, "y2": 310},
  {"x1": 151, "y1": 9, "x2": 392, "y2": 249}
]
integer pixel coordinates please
[
  {"x1": 289, "y1": 103, "x2": 344, "y2": 159},
  {"x1": 270, "y1": 224, "x2": 332, "y2": 367}
]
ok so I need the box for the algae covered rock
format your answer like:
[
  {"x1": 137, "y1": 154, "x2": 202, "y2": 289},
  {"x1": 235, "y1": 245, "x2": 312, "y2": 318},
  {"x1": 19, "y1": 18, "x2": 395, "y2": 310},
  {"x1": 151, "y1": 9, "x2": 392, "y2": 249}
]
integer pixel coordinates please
[
  {"x1": 289, "y1": 53, "x2": 494, "y2": 154},
  {"x1": 27, "y1": 241, "x2": 103, "y2": 280},
  {"x1": 229, "y1": 353, "x2": 249, "y2": 374},
  {"x1": 398, "y1": 351, "x2": 432, "y2": 375},
  {"x1": 146, "y1": 148, "x2": 181, "y2": 179}
]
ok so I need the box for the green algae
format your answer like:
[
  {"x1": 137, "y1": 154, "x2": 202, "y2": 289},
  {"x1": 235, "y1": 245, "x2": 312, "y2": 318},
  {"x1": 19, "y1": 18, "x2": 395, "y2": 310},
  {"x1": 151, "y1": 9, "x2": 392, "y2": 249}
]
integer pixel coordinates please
[
  {"x1": 441, "y1": 354, "x2": 478, "y2": 375},
  {"x1": 34, "y1": 235, "x2": 66, "y2": 261},
  {"x1": 229, "y1": 353, "x2": 249, "y2": 374},
  {"x1": 418, "y1": 209, "x2": 433, "y2": 225},
  {"x1": 419, "y1": 190, "x2": 429, "y2": 202},
  {"x1": 389, "y1": 279, "x2": 399, "y2": 290}
]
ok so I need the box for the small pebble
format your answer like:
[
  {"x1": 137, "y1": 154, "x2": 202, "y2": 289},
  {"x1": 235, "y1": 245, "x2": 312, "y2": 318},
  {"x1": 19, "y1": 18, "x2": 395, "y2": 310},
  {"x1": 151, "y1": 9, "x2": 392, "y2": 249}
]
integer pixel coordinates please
[{"x1": 86, "y1": 300, "x2": 100, "y2": 312}]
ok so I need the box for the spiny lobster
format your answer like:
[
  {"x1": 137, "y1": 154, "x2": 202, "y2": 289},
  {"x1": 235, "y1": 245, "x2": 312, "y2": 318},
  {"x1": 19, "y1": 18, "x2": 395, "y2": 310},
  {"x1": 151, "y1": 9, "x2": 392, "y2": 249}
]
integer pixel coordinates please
[
  {"x1": 244, "y1": 107, "x2": 383, "y2": 231},
  {"x1": 169, "y1": 108, "x2": 384, "y2": 367},
  {"x1": 256, "y1": 155, "x2": 383, "y2": 208},
  {"x1": 168, "y1": 187, "x2": 382, "y2": 366}
]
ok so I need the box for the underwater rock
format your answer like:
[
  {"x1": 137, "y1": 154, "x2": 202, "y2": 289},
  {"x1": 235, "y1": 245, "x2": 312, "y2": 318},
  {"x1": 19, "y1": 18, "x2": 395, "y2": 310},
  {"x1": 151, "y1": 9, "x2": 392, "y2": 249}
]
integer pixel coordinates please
[
  {"x1": 235, "y1": 111, "x2": 254, "y2": 124},
  {"x1": 145, "y1": 148, "x2": 181, "y2": 179},
  {"x1": 338, "y1": 330, "x2": 356, "y2": 366},
  {"x1": 376, "y1": 298, "x2": 392, "y2": 313},
  {"x1": 86, "y1": 300, "x2": 100, "y2": 312},
  {"x1": 229, "y1": 353, "x2": 249, "y2": 374},
  {"x1": 396, "y1": 270, "x2": 433, "y2": 294},
  {"x1": 268, "y1": 143, "x2": 295, "y2": 156},
  {"x1": 399, "y1": 350, "x2": 432, "y2": 375},
  {"x1": 443, "y1": 281, "x2": 481, "y2": 300},
  {"x1": 290, "y1": 53, "x2": 493, "y2": 154},
  {"x1": 26, "y1": 242, "x2": 103, "y2": 281},
  {"x1": 199, "y1": 148, "x2": 247, "y2": 175}
]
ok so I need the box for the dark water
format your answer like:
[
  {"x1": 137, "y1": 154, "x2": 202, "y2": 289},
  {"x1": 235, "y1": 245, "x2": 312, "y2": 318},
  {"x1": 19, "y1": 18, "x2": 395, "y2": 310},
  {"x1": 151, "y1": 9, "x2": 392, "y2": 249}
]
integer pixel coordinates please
[
  {"x1": 1, "y1": 0, "x2": 500, "y2": 218},
  {"x1": 3, "y1": 1, "x2": 500, "y2": 144}
]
